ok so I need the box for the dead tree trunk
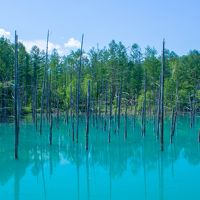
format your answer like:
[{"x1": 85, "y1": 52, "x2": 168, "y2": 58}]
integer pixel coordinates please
[
  {"x1": 65, "y1": 108, "x2": 69, "y2": 125},
  {"x1": 32, "y1": 62, "x2": 37, "y2": 125},
  {"x1": 142, "y1": 72, "x2": 147, "y2": 137},
  {"x1": 117, "y1": 81, "x2": 122, "y2": 132},
  {"x1": 85, "y1": 80, "x2": 90, "y2": 151},
  {"x1": 170, "y1": 108, "x2": 177, "y2": 144},
  {"x1": 40, "y1": 30, "x2": 49, "y2": 135},
  {"x1": 170, "y1": 108, "x2": 175, "y2": 144},
  {"x1": 170, "y1": 82, "x2": 178, "y2": 143},
  {"x1": 35, "y1": 78, "x2": 38, "y2": 130},
  {"x1": 46, "y1": 74, "x2": 50, "y2": 122},
  {"x1": 49, "y1": 70, "x2": 53, "y2": 145},
  {"x1": 91, "y1": 81, "x2": 95, "y2": 128},
  {"x1": 124, "y1": 103, "x2": 128, "y2": 140},
  {"x1": 104, "y1": 81, "x2": 108, "y2": 131},
  {"x1": 56, "y1": 99, "x2": 60, "y2": 129},
  {"x1": 190, "y1": 95, "x2": 193, "y2": 128},
  {"x1": 98, "y1": 81, "x2": 103, "y2": 129},
  {"x1": 14, "y1": 31, "x2": 20, "y2": 160},
  {"x1": 156, "y1": 77, "x2": 161, "y2": 139},
  {"x1": 70, "y1": 83, "x2": 75, "y2": 142},
  {"x1": 190, "y1": 94, "x2": 195, "y2": 128},
  {"x1": 193, "y1": 93, "x2": 196, "y2": 127},
  {"x1": 153, "y1": 85, "x2": 157, "y2": 132},
  {"x1": 133, "y1": 95, "x2": 137, "y2": 129},
  {"x1": 95, "y1": 82, "x2": 99, "y2": 129},
  {"x1": 108, "y1": 86, "x2": 112, "y2": 143},
  {"x1": 76, "y1": 34, "x2": 84, "y2": 143},
  {"x1": 160, "y1": 39, "x2": 165, "y2": 151}
]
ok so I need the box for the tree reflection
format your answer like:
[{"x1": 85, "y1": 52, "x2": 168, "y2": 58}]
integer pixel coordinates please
[{"x1": 0, "y1": 116, "x2": 200, "y2": 199}]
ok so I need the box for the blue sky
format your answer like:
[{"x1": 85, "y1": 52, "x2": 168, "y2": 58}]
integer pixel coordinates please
[{"x1": 0, "y1": 0, "x2": 200, "y2": 55}]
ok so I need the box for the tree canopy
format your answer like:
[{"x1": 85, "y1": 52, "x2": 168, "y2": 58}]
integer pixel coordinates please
[{"x1": 0, "y1": 36, "x2": 200, "y2": 122}]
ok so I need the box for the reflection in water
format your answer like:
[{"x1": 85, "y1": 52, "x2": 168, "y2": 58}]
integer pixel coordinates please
[
  {"x1": 76, "y1": 145, "x2": 80, "y2": 200},
  {"x1": 86, "y1": 152, "x2": 90, "y2": 200},
  {"x1": 49, "y1": 147, "x2": 53, "y2": 176},
  {"x1": 159, "y1": 153, "x2": 164, "y2": 200},
  {"x1": 0, "y1": 115, "x2": 200, "y2": 199},
  {"x1": 14, "y1": 164, "x2": 20, "y2": 200},
  {"x1": 41, "y1": 148, "x2": 46, "y2": 200},
  {"x1": 109, "y1": 146, "x2": 112, "y2": 200}
]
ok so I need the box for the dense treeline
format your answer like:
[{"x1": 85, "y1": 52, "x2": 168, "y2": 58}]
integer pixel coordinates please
[{"x1": 0, "y1": 36, "x2": 200, "y2": 122}]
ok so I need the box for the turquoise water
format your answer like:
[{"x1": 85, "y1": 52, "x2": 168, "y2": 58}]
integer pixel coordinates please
[{"x1": 0, "y1": 115, "x2": 200, "y2": 200}]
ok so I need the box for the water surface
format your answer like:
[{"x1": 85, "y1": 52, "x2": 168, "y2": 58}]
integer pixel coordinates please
[{"x1": 0, "y1": 115, "x2": 200, "y2": 200}]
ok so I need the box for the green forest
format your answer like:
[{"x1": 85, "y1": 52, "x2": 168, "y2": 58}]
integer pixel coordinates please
[{"x1": 0, "y1": 34, "x2": 200, "y2": 123}]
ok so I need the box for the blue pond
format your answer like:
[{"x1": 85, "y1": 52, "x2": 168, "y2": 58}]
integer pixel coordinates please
[{"x1": 0, "y1": 115, "x2": 200, "y2": 200}]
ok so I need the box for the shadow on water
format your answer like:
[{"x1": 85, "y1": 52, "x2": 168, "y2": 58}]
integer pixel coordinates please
[{"x1": 0, "y1": 115, "x2": 200, "y2": 199}]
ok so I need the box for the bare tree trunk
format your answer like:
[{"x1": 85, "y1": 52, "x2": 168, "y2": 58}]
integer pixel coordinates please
[
  {"x1": 170, "y1": 108, "x2": 177, "y2": 144},
  {"x1": 170, "y1": 108, "x2": 175, "y2": 144},
  {"x1": 114, "y1": 89, "x2": 118, "y2": 134},
  {"x1": 65, "y1": 108, "x2": 69, "y2": 125},
  {"x1": 133, "y1": 95, "x2": 137, "y2": 129},
  {"x1": 142, "y1": 72, "x2": 146, "y2": 137},
  {"x1": 117, "y1": 81, "x2": 122, "y2": 132},
  {"x1": 56, "y1": 99, "x2": 60, "y2": 129},
  {"x1": 95, "y1": 82, "x2": 98, "y2": 129},
  {"x1": 156, "y1": 78, "x2": 161, "y2": 139},
  {"x1": 108, "y1": 86, "x2": 112, "y2": 143},
  {"x1": 160, "y1": 39, "x2": 165, "y2": 151},
  {"x1": 104, "y1": 81, "x2": 108, "y2": 131},
  {"x1": 69, "y1": 82, "x2": 75, "y2": 142},
  {"x1": 190, "y1": 93, "x2": 195, "y2": 128},
  {"x1": 170, "y1": 81, "x2": 178, "y2": 143},
  {"x1": 32, "y1": 62, "x2": 36, "y2": 124},
  {"x1": 193, "y1": 93, "x2": 196, "y2": 127},
  {"x1": 98, "y1": 81, "x2": 103, "y2": 129},
  {"x1": 190, "y1": 95, "x2": 193, "y2": 128},
  {"x1": 76, "y1": 34, "x2": 84, "y2": 143},
  {"x1": 40, "y1": 30, "x2": 49, "y2": 135},
  {"x1": 124, "y1": 103, "x2": 128, "y2": 140},
  {"x1": 153, "y1": 85, "x2": 157, "y2": 132},
  {"x1": 91, "y1": 81, "x2": 95, "y2": 128},
  {"x1": 49, "y1": 71, "x2": 53, "y2": 145},
  {"x1": 19, "y1": 86, "x2": 23, "y2": 117},
  {"x1": 85, "y1": 80, "x2": 90, "y2": 151},
  {"x1": 14, "y1": 31, "x2": 20, "y2": 159},
  {"x1": 46, "y1": 74, "x2": 50, "y2": 122},
  {"x1": 35, "y1": 78, "x2": 38, "y2": 130}
]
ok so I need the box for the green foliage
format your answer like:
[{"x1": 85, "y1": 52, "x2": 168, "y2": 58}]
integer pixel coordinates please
[{"x1": 0, "y1": 36, "x2": 199, "y2": 118}]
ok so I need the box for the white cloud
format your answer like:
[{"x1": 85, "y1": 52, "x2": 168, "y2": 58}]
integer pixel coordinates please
[
  {"x1": 64, "y1": 37, "x2": 81, "y2": 49},
  {"x1": 0, "y1": 28, "x2": 82, "y2": 56},
  {"x1": 22, "y1": 38, "x2": 81, "y2": 56},
  {"x1": 0, "y1": 28, "x2": 11, "y2": 39},
  {"x1": 21, "y1": 40, "x2": 63, "y2": 54}
]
